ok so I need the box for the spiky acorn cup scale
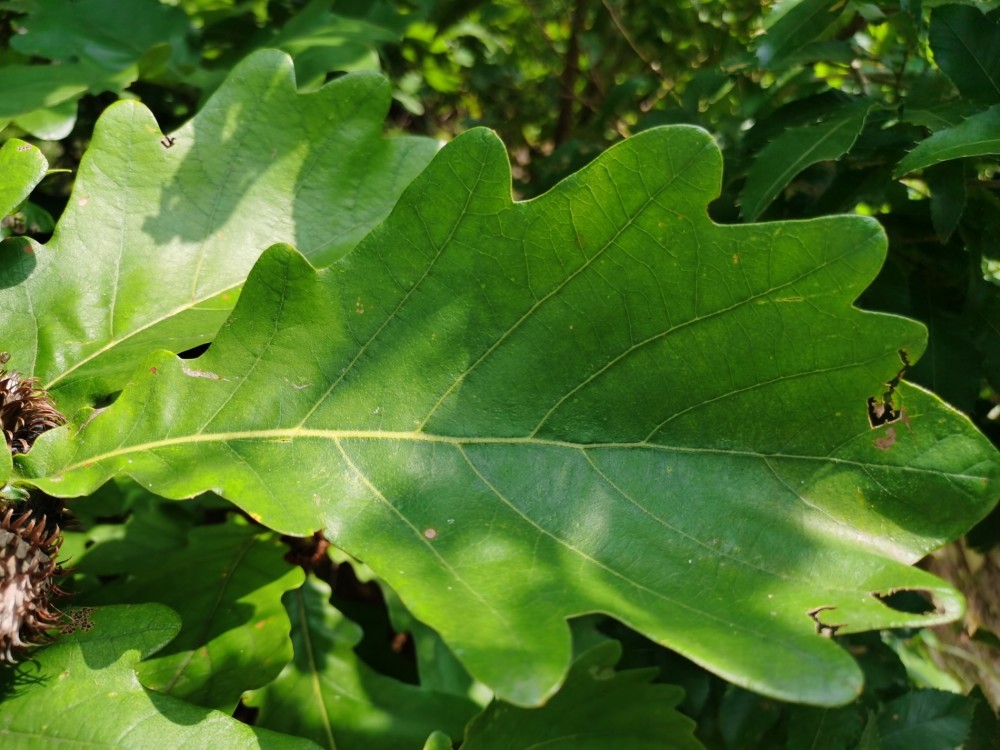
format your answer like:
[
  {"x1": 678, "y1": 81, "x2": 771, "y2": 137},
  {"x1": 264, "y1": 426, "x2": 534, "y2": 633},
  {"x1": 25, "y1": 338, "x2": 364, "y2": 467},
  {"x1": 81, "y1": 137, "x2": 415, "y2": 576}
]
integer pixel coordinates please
[
  {"x1": 0, "y1": 510, "x2": 64, "y2": 661},
  {"x1": 0, "y1": 353, "x2": 67, "y2": 662},
  {"x1": 0, "y1": 352, "x2": 65, "y2": 455}
]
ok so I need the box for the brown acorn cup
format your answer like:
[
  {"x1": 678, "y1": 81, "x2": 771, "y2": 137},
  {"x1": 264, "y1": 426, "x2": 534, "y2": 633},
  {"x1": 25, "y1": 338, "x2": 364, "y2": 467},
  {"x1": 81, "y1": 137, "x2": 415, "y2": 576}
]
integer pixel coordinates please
[
  {"x1": 0, "y1": 509, "x2": 65, "y2": 662},
  {"x1": 0, "y1": 352, "x2": 68, "y2": 663}
]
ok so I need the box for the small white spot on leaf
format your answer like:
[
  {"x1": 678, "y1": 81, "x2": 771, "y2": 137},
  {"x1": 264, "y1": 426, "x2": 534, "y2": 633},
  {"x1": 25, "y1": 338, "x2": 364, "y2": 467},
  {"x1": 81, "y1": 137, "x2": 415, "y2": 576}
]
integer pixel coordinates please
[{"x1": 181, "y1": 366, "x2": 221, "y2": 380}]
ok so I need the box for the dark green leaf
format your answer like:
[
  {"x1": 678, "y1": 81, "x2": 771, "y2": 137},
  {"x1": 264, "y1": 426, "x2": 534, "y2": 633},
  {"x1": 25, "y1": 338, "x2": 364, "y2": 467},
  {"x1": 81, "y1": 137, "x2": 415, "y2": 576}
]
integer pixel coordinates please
[
  {"x1": 67, "y1": 488, "x2": 199, "y2": 577},
  {"x1": 11, "y1": 0, "x2": 191, "y2": 72},
  {"x1": 383, "y1": 584, "x2": 478, "y2": 698},
  {"x1": 876, "y1": 689, "x2": 974, "y2": 750},
  {"x1": 461, "y1": 640, "x2": 702, "y2": 750},
  {"x1": 19, "y1": 126, "x2": 1000, "y2": 707},
  {"x1": 926, "y1": 161, "x2": 966, "y2": 243},
  {"x1": 853, "y1": 712, "x2": 881, "y2": 750},
  {"x1": 741, "y1": 103, "x2": 869, "y2": 220},
  {"x1": 965, "y1": 687, "x2": 1000, "y2": 750},
  {"x1": 718, "y1": 686, "x2": 784, "y2": 749},
  {"x1": 755, "y1": 0, "x2": 848, "y2": 68},
  {"x1": 896, "y1": 105, "x2": 1000, "y2": 175},
  {"x1": 244, "y1": 577, "x2": 479, "y2": 750},
  {"x1": 929, "y1": 4, "x2": 1000, "y2": 105},
  {"x1": 785, "y1": 705, "x2": 866, "y2": 750}
]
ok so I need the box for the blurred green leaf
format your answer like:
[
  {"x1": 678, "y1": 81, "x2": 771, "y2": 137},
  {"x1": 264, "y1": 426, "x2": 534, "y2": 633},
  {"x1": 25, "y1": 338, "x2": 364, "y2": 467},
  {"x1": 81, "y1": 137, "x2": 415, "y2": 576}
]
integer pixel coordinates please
[
  {"x1": 271, "y1": 0, "x2": 400, "y2": 88},
  {"x1": 244, "y1": 577, "x2": 479, "y2": 750},
  {"x1": 854, "y1": 713, "x2": 880, "y2": 750},
  {"x1": 756, "y1": 0, "x2": 848, "y2": 67},
  {"x1": 0, "y1": 0, "x2": 195, "y2": 136},
  {"x1": 929, "y1": 4, "x2": 1000, "y2": 105},
  {"x1": 11, "y1": 98, "x2": 76, "y2": 141},
  {"x1": 81, "y1": 517, "x2": 305, "y2": 711},
  {"x1": 717, "y1": 686, "x2": 784, "y2": 749},
  {"x1": 926, "y1": 161, "x2": 966, "y2": 243},
  {"x1": 785, "y1": 705, "x2": 864, "y2": 750},
  {"x1": 460, "y1": 640, "x2": 702, "y2": 750},
  {"x1": 0, "y1": 61, "x2": 129, "y2": 122},
  {"x1": 875, "y1": 689, "x2": 975, "y2": 750},
  {"x1": 423, "y1": 730, "x2": 455, "y2": 750},
  {"x1": 10, "y1": 0, "x2": 192, "y2": 71},
  {"x1": 966, "y1": 687, "x2": 1000, "y2": 750}
]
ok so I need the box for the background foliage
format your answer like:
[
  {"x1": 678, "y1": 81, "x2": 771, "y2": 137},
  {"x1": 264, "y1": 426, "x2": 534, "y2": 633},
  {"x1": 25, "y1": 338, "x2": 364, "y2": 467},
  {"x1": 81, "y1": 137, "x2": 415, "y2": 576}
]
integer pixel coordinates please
[{"x1": 1, "y1": 0, "x2": 1000, "y2": 748}]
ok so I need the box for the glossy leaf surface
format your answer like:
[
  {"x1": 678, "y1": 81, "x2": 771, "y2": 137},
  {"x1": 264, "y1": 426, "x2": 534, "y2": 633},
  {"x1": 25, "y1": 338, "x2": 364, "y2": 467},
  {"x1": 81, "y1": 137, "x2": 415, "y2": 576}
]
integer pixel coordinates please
[
  {"x1": 19, "y1": 126, "x2": 1000, "y2": 707},
  {"x1": 895, "y1": 105, "x2": 1000, "y2": 176}
]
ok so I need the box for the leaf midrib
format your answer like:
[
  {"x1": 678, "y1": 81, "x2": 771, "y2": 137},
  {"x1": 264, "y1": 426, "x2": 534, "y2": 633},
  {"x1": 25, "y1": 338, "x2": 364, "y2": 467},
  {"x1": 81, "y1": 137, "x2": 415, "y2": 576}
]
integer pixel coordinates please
[
  {"x1": 43, "y1": 281, "x2": 242, "y2": 391},
  {"x1": 48, "y1": 427, "x2": 986, "y2": 482},
  {"x1": 940, "y1": 13, "x2": 1000, "y2": 101}
]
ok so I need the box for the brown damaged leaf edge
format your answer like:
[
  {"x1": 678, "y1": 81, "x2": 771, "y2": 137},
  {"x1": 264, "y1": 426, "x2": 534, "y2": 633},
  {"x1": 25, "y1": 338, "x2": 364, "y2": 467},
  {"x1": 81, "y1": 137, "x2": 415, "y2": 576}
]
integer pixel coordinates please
[
  {"x1": 867, "y1": 349, "x2": 911, "y2": 429},
  {"x1": 807, "y1": 606, "x2": 844, "y2": 638},
  {"x1": 870, "y1": 588, "x2": 942, "y2": 616}
]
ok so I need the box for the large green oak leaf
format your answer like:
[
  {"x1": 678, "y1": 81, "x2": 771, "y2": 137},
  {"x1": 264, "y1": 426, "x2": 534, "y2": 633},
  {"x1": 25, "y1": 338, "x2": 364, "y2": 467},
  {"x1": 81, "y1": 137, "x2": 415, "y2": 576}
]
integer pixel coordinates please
[
  {"x1": 18, "y1": 126, "x2": 1000, "y2": 708},
  {"x1": 0, "y1": 48, "x2": 436, "y2": 413}
]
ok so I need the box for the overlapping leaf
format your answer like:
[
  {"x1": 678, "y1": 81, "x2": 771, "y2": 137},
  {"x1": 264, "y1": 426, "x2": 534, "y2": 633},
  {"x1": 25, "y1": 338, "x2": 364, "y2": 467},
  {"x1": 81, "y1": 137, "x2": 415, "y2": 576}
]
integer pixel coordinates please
[
  {"x1": 0, "y1": 48, "x2": 437, "y2": 412},
  {"x1": 896, "y1": 105, "x2": 1000, "y2": 176},
  {"x1": 0, "y1": 139, "x2": 47, "y2": 219},
  {"x1": 18, "y1": 126, "x2": 1000, "y2": 707},
  {"x1": 0, "y1": 0, "x2": 192, "y2": 137},
  {"x1": 245, "y1": 577, "x2": 479, "y2": 749},
  {"x1": 80, "y1": 517, "x2": 305, "y2": 711},
  {"x1": 741, "y1": 102, "x2": 869, "y2": 220},
  {"x1": 460, "y1": 640, "x2": 702, "y2": 750},
  {"x1": 0, "y1": 604, "x2": 319, "y2": 749}
]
